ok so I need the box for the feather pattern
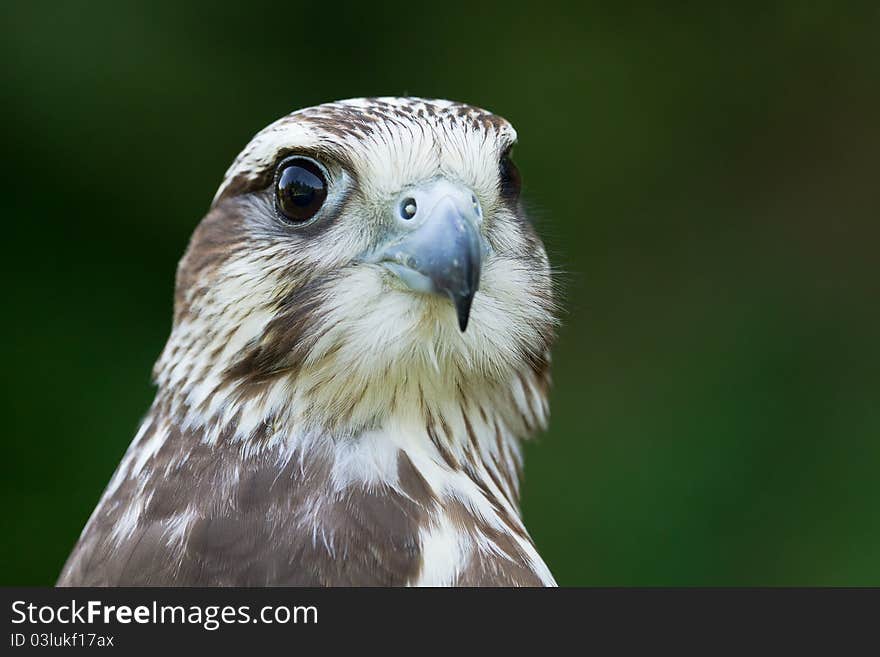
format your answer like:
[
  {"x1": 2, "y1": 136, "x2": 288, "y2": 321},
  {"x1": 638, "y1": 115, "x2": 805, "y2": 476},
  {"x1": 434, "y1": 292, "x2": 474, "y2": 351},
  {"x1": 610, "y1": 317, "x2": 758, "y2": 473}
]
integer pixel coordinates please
[{"x1": 58, "y1": 97, "x2": 558, "y2": 587}]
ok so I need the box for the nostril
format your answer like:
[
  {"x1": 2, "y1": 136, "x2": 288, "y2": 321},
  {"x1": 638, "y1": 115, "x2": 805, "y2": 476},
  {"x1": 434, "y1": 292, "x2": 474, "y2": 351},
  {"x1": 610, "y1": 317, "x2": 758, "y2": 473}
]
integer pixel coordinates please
[{"x1": 400, "y1": 198, "x2": 417, "y2": 220}]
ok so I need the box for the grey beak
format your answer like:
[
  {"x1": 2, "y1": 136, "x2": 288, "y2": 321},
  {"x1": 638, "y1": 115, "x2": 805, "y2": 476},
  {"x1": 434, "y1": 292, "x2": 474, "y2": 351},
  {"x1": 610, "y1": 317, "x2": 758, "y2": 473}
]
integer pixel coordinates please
[{"x1": 372, "y1": 180, "x2": 485, "y2": 331}]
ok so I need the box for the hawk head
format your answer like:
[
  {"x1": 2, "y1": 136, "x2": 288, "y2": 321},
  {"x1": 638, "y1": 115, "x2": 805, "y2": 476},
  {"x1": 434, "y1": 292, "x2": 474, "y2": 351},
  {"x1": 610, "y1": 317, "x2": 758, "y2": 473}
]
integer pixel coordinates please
[{"x1": 155, "y1": 97, "x2": 556, "y2": 436}]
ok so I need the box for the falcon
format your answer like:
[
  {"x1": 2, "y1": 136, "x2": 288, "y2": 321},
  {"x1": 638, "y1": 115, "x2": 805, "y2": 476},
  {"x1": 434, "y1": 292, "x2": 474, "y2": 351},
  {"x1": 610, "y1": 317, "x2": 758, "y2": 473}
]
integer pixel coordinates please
[{"x1": 58, "y1": 97, "x2": 558, "y2": 586}]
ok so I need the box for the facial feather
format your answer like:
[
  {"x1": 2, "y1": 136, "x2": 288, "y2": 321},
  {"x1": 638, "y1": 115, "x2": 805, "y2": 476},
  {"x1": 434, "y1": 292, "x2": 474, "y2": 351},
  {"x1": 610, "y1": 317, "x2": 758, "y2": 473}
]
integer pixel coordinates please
[{"x1": 157, "y1": 97, "x2": 556, "y2": 435}]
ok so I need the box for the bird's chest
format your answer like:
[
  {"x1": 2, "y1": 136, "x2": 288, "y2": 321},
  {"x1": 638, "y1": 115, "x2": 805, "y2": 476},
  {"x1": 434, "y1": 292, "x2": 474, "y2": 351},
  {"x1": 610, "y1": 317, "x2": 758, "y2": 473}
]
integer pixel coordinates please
[
  {"x1": 64, "y1": 414, "x2": 552, "y2": 586},
  {"x1": 167, "y1": 474, "x2": 547, "y2": 587}
]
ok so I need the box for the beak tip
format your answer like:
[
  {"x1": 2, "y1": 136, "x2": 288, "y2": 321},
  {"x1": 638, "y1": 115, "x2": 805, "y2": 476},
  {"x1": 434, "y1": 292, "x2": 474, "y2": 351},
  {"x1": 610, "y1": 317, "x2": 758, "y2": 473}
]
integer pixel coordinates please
[{"x1": 454, "y1": 293, "x2": 474, "y2": 332}]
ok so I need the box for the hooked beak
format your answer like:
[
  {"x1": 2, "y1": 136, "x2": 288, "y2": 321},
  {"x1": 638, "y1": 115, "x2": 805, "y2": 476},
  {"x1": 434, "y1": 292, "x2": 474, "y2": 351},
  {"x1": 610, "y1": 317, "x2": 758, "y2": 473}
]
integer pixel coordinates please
[{"x1": 370, "y1": 179, "x2": 485, "y2": 331}]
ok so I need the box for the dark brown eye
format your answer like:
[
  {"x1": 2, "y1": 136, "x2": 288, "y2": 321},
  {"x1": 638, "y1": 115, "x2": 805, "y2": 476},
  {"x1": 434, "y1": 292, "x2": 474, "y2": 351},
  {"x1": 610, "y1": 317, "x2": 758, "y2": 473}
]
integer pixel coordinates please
[
  {"x1": 499, "y1": 150, "x2": 521, "y2": 200},
  {"x1": 275, "y1": 157, "x2": 328, "y2": 222}
]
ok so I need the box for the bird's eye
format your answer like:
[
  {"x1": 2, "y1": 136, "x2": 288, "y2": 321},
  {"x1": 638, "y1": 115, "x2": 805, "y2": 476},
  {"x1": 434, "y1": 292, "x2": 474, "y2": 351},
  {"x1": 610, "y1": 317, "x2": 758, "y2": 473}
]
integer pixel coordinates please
[
  {"x1": 275, "y1": 157, "x2": 328, "y2": 223},
  {"x1": 499, "y1": 150, "x2": 522, "y2": 200}
]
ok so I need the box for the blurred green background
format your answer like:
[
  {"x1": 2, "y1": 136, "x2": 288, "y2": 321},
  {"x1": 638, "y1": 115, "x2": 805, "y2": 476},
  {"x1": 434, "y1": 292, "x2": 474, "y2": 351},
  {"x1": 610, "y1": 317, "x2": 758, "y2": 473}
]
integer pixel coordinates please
[{"x1": 2, "y1": 1, "x2": 878, "y2": 585}]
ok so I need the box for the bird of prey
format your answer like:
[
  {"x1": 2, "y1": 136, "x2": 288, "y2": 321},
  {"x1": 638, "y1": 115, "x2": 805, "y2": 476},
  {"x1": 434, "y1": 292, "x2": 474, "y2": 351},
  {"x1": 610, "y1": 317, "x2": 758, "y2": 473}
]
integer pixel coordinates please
[{"x1": 58, "y1": 97, "x2": 558, "y2": 586}]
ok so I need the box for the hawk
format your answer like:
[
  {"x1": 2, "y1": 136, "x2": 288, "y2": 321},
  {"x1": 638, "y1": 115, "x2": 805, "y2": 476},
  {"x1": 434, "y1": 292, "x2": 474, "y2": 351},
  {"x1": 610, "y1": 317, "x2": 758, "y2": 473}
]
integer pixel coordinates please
[{"x1": 58, "y1": 97, "x2": 558, "y2": 586}]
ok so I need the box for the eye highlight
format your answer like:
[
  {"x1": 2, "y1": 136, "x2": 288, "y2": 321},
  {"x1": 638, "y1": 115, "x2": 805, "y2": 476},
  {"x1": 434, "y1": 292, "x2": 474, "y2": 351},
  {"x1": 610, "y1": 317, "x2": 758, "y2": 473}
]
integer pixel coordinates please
[{"x1": 275, "y1": 157, "x2": 328, "y2": 223}]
